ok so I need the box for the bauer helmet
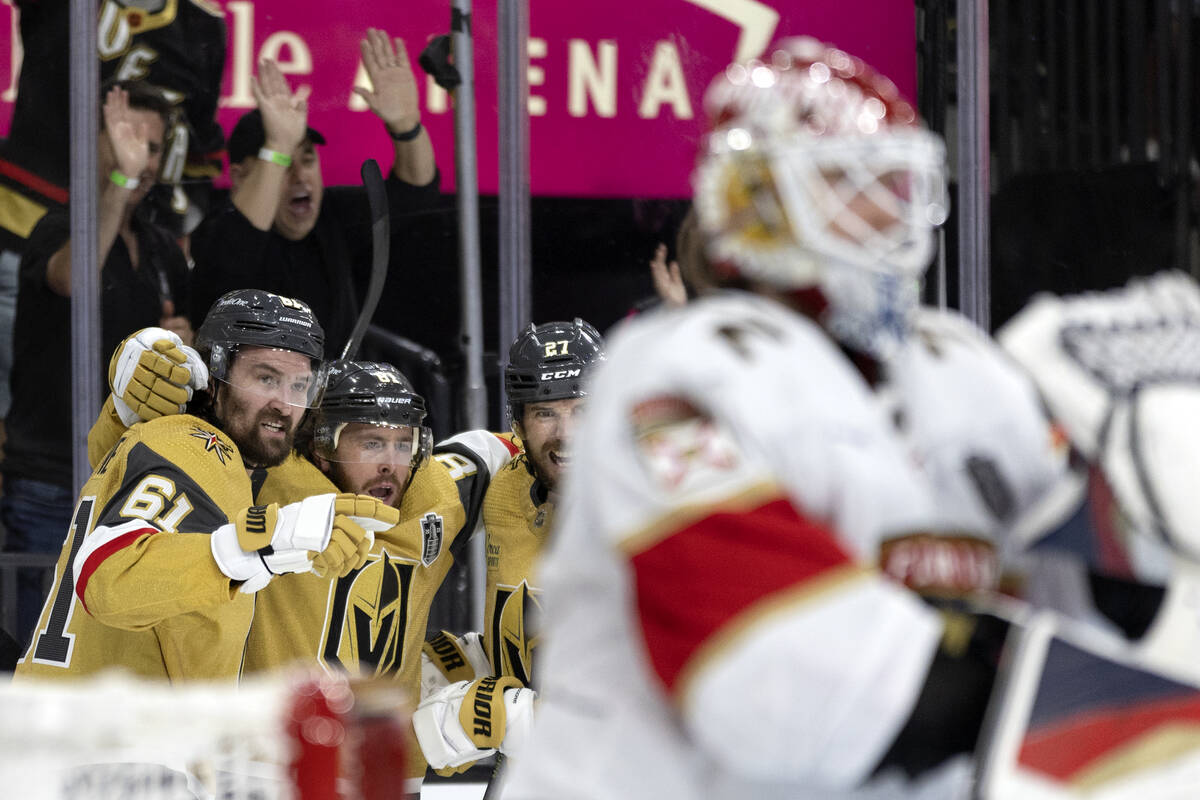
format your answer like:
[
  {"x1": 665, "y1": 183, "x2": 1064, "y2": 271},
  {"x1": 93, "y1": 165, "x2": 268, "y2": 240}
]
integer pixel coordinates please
[
  {"x1": 693, "y1": 36, "x2": 948, "y2": 358},
  {"x1": 311, "y1": 360, "x2": 432, "y2": 471},
  {"x1": 504, "y1": 319, "x2": 605, "y2": 422},
  {"x1": 194, "y1": 288, "x2": 325, "y2": 408}
]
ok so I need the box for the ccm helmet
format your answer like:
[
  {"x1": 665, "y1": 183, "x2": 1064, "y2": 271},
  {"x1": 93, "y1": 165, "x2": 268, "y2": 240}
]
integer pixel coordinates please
[
  {"x1": 693, "y1": 37, "x2": 948, "y2": 357},
  {"x1": 194, "y1": 289, "x2": 325, "y2": 407},
  {"x1": 312, "y1": 360, "x2": 432, "y2": 471},
  {"x1": 504, "y1": 319, "x2": 605, "y2": 422}
]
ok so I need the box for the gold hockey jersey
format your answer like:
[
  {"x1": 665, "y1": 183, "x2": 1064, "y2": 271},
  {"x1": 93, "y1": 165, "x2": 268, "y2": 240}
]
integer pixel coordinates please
[
  {"x1": 481, "y1": 455, "x2": 553, "y2": 687},
  {"x1": 242, "y1": 443, "x2": 498, "y2": 785},
  {"x1": 16, "y1": 414, "x2": 254, "y2": 681}
]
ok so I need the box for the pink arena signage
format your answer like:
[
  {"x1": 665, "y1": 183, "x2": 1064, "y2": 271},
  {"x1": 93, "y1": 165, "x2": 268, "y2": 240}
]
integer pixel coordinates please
[{"x1": 0, "y1": 0, "x2": 915, "y2": 196}]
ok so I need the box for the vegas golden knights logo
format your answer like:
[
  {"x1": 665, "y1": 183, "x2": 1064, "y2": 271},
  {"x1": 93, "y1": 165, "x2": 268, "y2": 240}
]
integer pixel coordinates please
[
  {"x1": 491, "y1": 581, "x2": 541, "y2": 686},
  {"x1": 420, "y1": 513, "x2": 443, "y2": 566},
  {"x1": 322, "y1": 552, "x2": 415, "y2": 677}
]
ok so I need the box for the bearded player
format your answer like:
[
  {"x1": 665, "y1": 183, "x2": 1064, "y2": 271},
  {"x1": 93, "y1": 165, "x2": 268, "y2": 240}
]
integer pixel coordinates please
[
  {"x1": 87, "y1": 346, "x2": 515, "y2": 795},
  {"x1": 17, "y1": 290, "x2": 396, "y2": 682},
  {"x1": 414, "y1": 320, "x2": 606, "y2": 773}
]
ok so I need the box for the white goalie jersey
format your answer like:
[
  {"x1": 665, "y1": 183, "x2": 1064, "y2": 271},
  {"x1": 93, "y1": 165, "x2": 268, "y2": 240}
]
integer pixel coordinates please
[{"x1": 501, "y1": 291, "x2": 1066, "y2": 800}]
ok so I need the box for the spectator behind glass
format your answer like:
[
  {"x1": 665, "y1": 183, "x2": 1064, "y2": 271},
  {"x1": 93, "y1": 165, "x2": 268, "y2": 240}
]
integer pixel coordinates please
[
  {"x1": 0, "y1": 0, "x2": 227, "y2": 459},
  {"x1": 189, "y1": 28, "x2": 440, "y2": 356},
  {"x1": 1, "y1": 80, "x2": 193, "y2": 649}
]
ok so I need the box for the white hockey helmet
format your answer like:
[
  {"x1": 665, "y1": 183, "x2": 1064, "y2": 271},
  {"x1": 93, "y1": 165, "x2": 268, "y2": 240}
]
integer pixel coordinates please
[{"x1": 693, "y1": 37, "x2": 948, "y2": 357}]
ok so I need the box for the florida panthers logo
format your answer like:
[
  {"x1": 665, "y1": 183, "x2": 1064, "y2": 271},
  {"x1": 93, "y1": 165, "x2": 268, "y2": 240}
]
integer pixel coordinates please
[{"x1": 322, "y1": 552, "x2": 415, "y2": 677}]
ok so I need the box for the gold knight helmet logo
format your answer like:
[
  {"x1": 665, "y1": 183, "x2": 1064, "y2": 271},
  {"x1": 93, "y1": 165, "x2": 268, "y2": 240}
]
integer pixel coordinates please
[
  {"x1": 322, "y1": 552, "x2": 414, "y2": 677},
  {"x1": 493, "y1": 581, "x2": 542, "y2": 686}
]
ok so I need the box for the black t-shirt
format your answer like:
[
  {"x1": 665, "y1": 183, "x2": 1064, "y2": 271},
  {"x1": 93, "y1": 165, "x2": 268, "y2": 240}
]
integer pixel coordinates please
[
  {"x1": 188, "y1": 171, "x2": 440, "y2": 357},
  {"x1": 3, "y1": 209, "x2": 191, "y2": 487}
]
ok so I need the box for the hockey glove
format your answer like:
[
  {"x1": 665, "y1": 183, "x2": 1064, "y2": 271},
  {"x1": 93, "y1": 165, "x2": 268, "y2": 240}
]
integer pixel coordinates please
[
  {"x1": 413, "y1": 676, "x2": 535, "y2": 770},
  {"x1": 310, "y1": 494, "x2": 400, "y2": 579},
  {"x1": 109, "y1": 327, "x2": 208, "y2": 427},
  {"x1": 420, "y1": 631, "x2": 491, "y2": 699},
  {"x1": 210, "y1": 493, "x2": 399, "y2": 593}
]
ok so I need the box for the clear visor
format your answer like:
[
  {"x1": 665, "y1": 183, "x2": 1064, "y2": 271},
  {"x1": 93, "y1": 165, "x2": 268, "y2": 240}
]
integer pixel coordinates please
[
  {"x1": 319, "y1": 422, "x2": 427, "y2": 466},
  {"x1": 217, "y1": 347, "x2": 322, "y2": 409}
]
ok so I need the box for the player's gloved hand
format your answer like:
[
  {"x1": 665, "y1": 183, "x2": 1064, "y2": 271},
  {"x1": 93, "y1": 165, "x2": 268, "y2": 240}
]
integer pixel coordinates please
[
  {"x1": 413, "y1": 676, "x2": 535, "y2": 770},
  {"x1": 109, "y1": 327, "x2": 209, "y2": 427},
  {"x1": 210, "y1": 493, "x2": 398, "y2": 593},
  {"x1": 420, "y1": 630, "x2": 491, "y2": 699},
  {"x1": 310, "y1": 494, "x2": 400, "y2": 579}
]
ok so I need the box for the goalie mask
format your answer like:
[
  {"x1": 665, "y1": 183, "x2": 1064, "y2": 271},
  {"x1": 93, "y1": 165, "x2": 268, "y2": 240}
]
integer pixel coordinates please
[
  {"x1": 312, "y1": 360, "x2": 432, "y2": 472},
  {"x1": 194, "y1": 288, "x2": 325, "y2": 409},
  {"x1": 693, "y1": 36, "x2": 948, "y2": 358},
  {"x1": 505, "y1": 319, "x2": 606, "y2": 423}
]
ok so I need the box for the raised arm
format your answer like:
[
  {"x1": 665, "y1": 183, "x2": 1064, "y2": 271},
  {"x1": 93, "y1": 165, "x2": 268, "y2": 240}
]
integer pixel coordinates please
[
  {"x1": 230, "y1": 59, "x2": 311, "y2": 231},
  {"x1": 45, "y1": 86, "x2": 153, "y2": 296},
  {"x1": 354, "y1": 28, "x2": 436, "y2": 187}
]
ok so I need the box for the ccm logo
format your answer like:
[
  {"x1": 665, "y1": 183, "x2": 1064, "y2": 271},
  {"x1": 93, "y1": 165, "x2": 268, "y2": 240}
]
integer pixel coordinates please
[{"x1": 541, "y1": 369, "x2": 580, "y2": 380}]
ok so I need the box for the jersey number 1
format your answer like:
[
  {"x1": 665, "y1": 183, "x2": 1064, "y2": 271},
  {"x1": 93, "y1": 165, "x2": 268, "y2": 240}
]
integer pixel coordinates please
[{"x1": 30, "y1": 497, "x2": 96, "y2": 666}]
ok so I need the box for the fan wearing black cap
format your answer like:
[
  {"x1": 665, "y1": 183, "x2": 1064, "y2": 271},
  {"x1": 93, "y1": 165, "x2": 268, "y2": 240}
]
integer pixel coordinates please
[{"x1": 188, "y1": 28, "x2": 439, "y2": 355}]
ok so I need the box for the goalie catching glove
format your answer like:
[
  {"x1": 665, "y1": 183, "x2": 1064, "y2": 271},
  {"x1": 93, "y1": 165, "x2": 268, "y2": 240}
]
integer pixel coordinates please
[
  {"x1": 211, "y1": 493, "x2": 400, "y2": 593},
  {"x1": 109, "y1": 327, "x2": 209, "y2": 427},
  {"x1": 413, "y1": 676, "x2": 536, "y2": 769},
  {"x1": 420, "y1": 631, "x2": 492, "y2": 700}
]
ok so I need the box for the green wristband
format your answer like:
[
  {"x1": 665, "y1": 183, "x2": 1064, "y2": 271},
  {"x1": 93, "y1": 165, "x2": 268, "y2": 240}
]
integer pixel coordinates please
[
  {"x1": 109, "y1": 169, "x2": 140, "y2": 190},
  {"x1": 257, "y1": 147, "x2": 293, "y2": 167}
]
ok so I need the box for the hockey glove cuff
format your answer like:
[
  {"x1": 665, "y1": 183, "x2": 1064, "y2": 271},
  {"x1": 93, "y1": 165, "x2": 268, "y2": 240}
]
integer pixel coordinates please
[
  {"x1": 413, "y1": 676, "x2": 528, "y2": 770},
  {"x1": 420, "y1": 631, "x2": 491, "y2": 699}
]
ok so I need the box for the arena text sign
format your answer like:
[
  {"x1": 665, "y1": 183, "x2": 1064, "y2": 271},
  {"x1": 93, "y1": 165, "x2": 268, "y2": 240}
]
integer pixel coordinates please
[{"x1": 0, "y1": 0, "x2": 914, "y2": 196}]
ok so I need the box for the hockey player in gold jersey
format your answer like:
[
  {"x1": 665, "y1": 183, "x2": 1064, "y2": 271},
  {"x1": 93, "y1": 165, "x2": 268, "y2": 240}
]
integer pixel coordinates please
[
  {"x1": 83, "y1": 340, "x2": 516, "y2": 795},
  {"x1": 246, "y1": 360, "x2": 515, "y2": 797},
  {"x1": 414, "y1": 319, "x2": 605, "y2": 772},
  {"x1": 16, "y1": 289, "x2": 397, "y2": 681}
]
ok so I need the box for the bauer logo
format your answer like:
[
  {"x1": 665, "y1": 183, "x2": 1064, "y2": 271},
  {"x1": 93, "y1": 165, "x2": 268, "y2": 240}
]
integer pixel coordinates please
[{"x1": 540, "y1": 369, "x2": 581, "y2": 380}]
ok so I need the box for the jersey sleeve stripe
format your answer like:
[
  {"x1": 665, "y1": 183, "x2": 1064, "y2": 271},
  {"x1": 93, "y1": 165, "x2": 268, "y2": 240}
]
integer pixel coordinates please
[
  {"x1": 628, "y1": 495, "x2": 856, "y2": 695},
  {"x1": 73, "y1": 520, "x2": 161, "y2": 614}
]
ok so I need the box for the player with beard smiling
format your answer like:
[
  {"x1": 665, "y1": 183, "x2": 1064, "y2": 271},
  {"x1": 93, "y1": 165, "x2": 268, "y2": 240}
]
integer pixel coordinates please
[
  {"x1": 415, "y1": 319, "x2": 605, "y2": 774},
  {"x1": 16, "y1": 288, "x2": 398, "y2": 681}
]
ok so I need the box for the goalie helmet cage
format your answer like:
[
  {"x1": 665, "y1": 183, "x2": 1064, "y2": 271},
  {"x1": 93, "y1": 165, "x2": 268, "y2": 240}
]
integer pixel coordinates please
[{"x1": 0, "y1": 672, "x2": 410, "y2": 800}]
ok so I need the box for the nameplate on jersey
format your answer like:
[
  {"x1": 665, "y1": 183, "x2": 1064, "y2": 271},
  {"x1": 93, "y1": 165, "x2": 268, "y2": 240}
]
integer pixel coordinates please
[
  {"x1": 631, "y1": 395, "x2": 740, "y2": 494},
  {"x1": 878, "y1": 532, "x2": 998, "y2": 596}
]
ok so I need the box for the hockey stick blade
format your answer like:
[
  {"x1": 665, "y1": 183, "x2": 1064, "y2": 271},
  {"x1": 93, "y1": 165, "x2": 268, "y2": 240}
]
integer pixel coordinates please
[{"x1": 340, "y1": 158, "x2": 390, "y2": 361}]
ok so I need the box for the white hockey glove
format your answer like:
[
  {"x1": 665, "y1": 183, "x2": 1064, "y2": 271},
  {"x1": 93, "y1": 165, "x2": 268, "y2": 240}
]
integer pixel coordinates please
[
  {"x1": 420, "y1": 630, "x2": 491, "y2": 700},
  {"x1": 1000, "y1": 272, "x2": 1200, "y2": 567},
  {"x1": 413, "y1": 676, "x2": 535, "y2": 770},
  {"x1": 210, "y1": 493, "x2": 399, "y2": 593},
  {"x1": 109, "y1": 327, "x2": 209, "y2": 427}
]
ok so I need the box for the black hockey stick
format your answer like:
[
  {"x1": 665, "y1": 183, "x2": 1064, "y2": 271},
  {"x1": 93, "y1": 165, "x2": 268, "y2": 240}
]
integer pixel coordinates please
[
  {"x1": 482, "y1": 753, "x2": 506, "y2": 800},
  {"x1": 340, "y1": 158, "x2": 390, "y2": 361}
]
